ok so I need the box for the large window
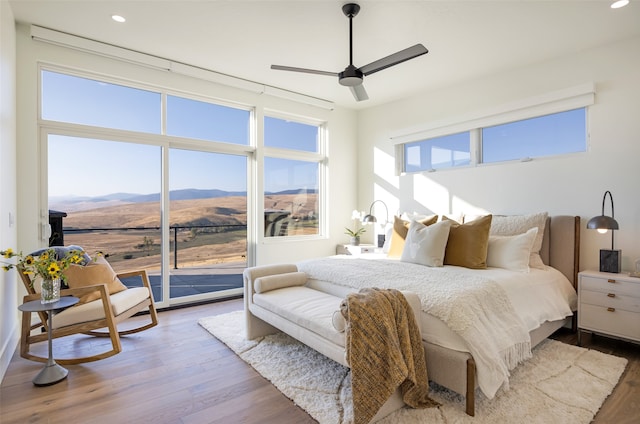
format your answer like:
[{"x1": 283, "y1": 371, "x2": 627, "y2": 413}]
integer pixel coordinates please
[
  {"x1": 399, "y1": 107, "x2": 587, "y2": 173},
  {"x1": 41, "y1": 68, "x2": 326, "y2": 306},
  {"x1": 263, "y1": 115, "x2": 323, "y2": 237}
]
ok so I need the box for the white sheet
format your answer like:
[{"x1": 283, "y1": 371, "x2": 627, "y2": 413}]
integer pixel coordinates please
[
  {"x1": 298, "y1": 255, "x2": 577, "y2": 399},
  {"x1": 420, "y1": 265, "x2": 576, "y2": 352}
]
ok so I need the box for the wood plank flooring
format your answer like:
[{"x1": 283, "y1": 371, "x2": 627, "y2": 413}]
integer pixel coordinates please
[{"x1": 1, "y1": 298, "x2": 638, "y2": 423}]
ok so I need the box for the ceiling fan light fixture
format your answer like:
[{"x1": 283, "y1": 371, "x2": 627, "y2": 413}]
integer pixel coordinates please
[{"x1": 339, "y1": 65, "x2": 363, "y2": 86}]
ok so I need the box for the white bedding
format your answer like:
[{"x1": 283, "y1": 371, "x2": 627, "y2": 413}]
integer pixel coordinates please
[{"x1": 298, "y1": 255, "x2": 577, "y2": 399}]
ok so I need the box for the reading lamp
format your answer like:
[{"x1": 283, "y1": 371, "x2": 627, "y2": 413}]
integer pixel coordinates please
[
  {"x1": 587, "y1": 190, "x2": 621, "y2": 273},
  {"x1": 362, "y1": 200, "x2": 389, "y2": 247}
]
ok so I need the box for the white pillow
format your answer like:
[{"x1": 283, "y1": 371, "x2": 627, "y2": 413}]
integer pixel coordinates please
[
  {"x1": 401, "y1": 219, "x2": 451, "y2": 267},
  {"x1": 487, "y1": 227, "x2": 538, "y2": 272},
  {"x1": 490, "y1": 212, "x2": 548, "y2": 269},
  {"x1": 381, "y1": 226, "x2": 393, "y2": 254},
  {"x1": 254, "y1": 272, "x2": 307, "y2": 293}
]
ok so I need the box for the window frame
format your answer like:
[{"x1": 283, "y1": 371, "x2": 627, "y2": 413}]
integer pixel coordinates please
[
  {"x1": 392, "y1": 84, "x2": 594, "y2": 174},
  {"x1": 262, "y1": 111, "x2": 328, "y2": 240},
  {"x1": 37, "y1": 63, "x2": 330, "y2": 307}
]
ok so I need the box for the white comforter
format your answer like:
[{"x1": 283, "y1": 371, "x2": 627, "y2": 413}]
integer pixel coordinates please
[{"x1": 297, "y1": 255, "x2": 576, "y2": 399}]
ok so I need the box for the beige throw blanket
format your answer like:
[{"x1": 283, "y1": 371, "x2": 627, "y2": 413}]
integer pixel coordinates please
[{"x1": 340, "y1": 288, "x2": 439, "y2": 424}]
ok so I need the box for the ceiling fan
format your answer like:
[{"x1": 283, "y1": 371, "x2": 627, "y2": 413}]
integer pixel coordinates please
[{"x1": 271, "y1": 3, "x2": 428, "y2": 102}]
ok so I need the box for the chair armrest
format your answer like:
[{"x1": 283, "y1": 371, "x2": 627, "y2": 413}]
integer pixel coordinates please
[{"x1": 117, "y1": 269, "x2": 154, "y2": 294}]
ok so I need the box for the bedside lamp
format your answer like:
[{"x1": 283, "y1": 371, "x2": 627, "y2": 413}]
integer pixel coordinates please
[
  {"x1": 362, "y1": 200, "x2": 389, "y2": 247},
  {"x1": 587, "y1": 190, "x2": 621, "y2": 273}
]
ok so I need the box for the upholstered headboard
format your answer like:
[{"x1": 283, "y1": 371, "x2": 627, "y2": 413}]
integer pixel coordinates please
[{"x1": 540, "y1": 215, "x2": 580, "y2": 288}]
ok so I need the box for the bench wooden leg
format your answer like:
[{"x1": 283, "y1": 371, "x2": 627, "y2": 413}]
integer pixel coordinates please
[{"x1": 466, "y1": 357, "x2": 476, "y2": 416}]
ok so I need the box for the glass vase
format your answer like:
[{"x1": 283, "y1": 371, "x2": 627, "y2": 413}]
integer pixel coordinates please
[{"x1": 41, "y1": 278, "x2": 61, "y2": 304}]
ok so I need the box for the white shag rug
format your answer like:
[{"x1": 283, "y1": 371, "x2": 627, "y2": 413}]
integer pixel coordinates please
[{"x1": 198, "y1": 311, "x2": 627, "y2": 424}]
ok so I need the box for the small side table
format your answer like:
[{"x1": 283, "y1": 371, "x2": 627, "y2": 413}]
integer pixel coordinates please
[
  {"x1": 336, "y1": 244, "x2": 382, "y2": 256},
  {"x1": 18, "y1": 296, "x2": 79, "y2": 386}
]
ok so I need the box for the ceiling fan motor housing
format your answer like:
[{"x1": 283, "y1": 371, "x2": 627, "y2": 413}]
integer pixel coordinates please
[{"x1": 339, "y1": 65, "x2": 363, "y2": 86}]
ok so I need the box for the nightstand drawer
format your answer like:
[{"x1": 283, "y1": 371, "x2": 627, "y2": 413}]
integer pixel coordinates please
[
  {"x1": 580, "y1": 275, "x2": 639, "y2": 297},
  {"x1": 580, "y1": 289, "x2": 640, "y2": 313},
  {"x1": 579, "y1": 304, "x2": 640, "y2": 342}
]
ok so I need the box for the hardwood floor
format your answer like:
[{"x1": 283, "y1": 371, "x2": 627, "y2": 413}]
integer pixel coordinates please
[{"x1": 1, "y1": 298, "x2": 638, "y2": 423}]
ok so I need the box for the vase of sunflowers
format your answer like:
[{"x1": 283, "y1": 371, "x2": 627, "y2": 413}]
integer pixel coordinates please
[{"x1": 1, "y1": 247, "x2": 85, "y2": 304}]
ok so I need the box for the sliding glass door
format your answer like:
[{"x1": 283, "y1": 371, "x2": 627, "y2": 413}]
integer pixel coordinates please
[{"x1": 168, "y1": 149, "x2": 247, "y2": 300}]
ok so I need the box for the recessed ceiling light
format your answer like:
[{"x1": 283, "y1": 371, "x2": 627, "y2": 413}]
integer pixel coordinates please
[
  {"x1": 111, "y1": 15, "x2": 126, "y2": 23},
  {"x1": 611, "y1": 0, "x2": 629, "y2": 9}
]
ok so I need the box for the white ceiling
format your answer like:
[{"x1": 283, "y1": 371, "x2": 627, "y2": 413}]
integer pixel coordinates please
[{"x1": 9, "y1": 0, "x2": 640, "y2": 110}]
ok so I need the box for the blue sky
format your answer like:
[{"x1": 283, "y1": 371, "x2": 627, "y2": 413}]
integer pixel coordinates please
[{"x1": 43, "y1": 70, "x2": 318, "y2": 197}]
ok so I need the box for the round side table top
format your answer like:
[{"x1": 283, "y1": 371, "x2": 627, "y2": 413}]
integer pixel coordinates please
[{"x1": 18, "y1": 296, "x2": 79, "y2": 312}]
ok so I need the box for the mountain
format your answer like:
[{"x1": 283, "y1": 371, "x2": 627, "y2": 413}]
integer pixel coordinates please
[
  {"x1": 50, "y1": 188, "x2": 318, "y2": 212},
  {"x1": 129, "y1": 188, "x2": 247, "y2": 203}
]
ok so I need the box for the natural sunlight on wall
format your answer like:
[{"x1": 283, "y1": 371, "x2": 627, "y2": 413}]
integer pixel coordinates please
[{"x1": 373, "y1": 146, "x2": 398, "y2": 190}]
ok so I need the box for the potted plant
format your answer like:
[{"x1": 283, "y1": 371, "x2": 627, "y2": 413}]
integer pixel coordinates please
[{"x1": 344, "y1": 210, "x2": 366, "y2": 245}]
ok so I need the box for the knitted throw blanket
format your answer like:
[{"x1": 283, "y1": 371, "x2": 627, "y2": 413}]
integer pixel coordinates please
[
  {"x1": 298, "y1": 257, "x2": 532, "y2": 399},
  {"x1": 340, "y1": 288, "x2": 439, "y2": 424}
]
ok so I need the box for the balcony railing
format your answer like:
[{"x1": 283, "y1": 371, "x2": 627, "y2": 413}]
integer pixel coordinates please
[{"x1": 62, "y1": 224, "x2": 246, "y2": 269}]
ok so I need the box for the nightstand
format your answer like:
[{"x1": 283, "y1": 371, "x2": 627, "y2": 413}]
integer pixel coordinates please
[
  {"x1": 336, "y1": 244, "x2": 381, "y2": 256},
  {"x1": 578, "y1": 270, "x2": 640, "y2": 345}
]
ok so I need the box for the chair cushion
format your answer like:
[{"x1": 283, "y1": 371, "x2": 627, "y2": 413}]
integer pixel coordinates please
[
  {"x1": 63, "y1": 256, "x2": 128, "y2": 304},
  {"x1": 52, "y1": 287, "x2": 151, "y2": 329},
  {"x1": 253, "y1": 286, "x2": 345, "y2": 347}
]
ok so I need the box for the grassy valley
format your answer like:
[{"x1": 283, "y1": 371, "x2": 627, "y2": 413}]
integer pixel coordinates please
[{"x1": 56, "y1": 193, "x2": 317, "y2": 272}]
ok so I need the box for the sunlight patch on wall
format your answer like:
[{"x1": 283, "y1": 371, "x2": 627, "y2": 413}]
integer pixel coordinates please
[
  {"x1": 373, "y1": 146, "x2": 399, "y2": 190},
  {"x1": 412, "y1": 174, "x2": 450, "y2": 214},
  {"x1": 452, "y1": 195, "x2": 488, "y2": 218}
]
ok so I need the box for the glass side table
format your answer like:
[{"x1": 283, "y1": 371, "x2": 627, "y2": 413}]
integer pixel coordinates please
[{"x1": 18, "y1": 296, "x2": 79, "y2": 386}]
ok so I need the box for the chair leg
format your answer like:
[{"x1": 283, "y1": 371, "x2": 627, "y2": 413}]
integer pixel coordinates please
[{"x1": 20, "y1": 326, "x2": 123, "y2": 365}]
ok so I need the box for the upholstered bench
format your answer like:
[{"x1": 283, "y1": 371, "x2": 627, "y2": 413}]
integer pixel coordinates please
[{"x1": 243, "y1": 263, "x2": 423, "y2": 422}]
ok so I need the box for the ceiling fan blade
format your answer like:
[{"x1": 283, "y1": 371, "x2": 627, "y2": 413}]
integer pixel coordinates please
[
  {"x1": 359, "y1": 44, "x2": 428, "y2": 76},
  {"x1": 350, "y1": 84, "x2": 369, "y2": 102},
  {"x1": 271, "y1": 64, "x2": 338, "y2": 77}
]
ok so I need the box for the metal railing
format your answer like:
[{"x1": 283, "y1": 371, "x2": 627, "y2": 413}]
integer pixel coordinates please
[{"x1": 62, "y1": 224, "x2": 246, "y2": 269}]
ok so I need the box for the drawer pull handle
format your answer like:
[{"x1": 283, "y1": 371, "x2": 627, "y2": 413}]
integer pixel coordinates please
[
  {"x1": 607, "y1": 279, "x2": 616, "y2": 284},
  {"x1": 607, "y1": 293, "x2": 616, "y2": 298},
  {"x1": 607, "y1": 307, "x2": 616, "y2": 312}
]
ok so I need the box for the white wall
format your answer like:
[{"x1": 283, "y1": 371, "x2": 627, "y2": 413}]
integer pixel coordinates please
[
  {"x1": 0, "y1": 1, "x2": 18, "y2": 381},
  {"x1": 357, "y1": 35, "x2": 640, "y2": 273}
]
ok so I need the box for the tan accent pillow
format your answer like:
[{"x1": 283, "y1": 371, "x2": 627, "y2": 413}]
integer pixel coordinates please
[
  {"x1": 63, "y1": 256, "x2": 128, "y2": 304},
  {"x1": 443, "y1": 214, "x2": 492, "y2": 269},
  {"x1": 387, "y1": 215, "x2": 438, "y2": 258}
]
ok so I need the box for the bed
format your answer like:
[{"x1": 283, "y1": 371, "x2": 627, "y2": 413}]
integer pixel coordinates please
[{"x1": 297, "y1": 214, "x2": 580, "y2": 416}]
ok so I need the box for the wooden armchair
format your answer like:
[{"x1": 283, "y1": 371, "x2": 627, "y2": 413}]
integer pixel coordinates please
[{"x1": 18, "y1": 258, "x2": 158, "y2": 365}]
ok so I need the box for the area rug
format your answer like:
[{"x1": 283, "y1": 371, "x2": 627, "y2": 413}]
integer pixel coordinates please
[{"x1": 198, "y1": 311, "x2": 627, "y2": 424}]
